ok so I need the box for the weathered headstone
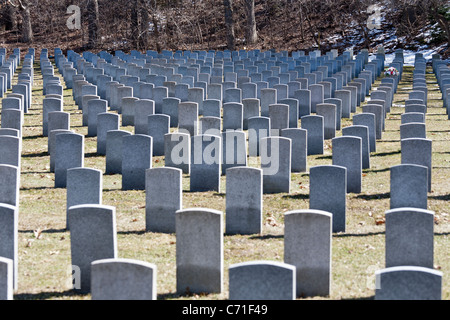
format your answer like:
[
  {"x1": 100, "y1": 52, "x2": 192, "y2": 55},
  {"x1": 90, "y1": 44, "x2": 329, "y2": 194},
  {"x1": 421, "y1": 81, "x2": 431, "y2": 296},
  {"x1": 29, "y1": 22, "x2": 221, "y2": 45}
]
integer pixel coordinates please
[
  {"x1": 122, "y1": 134, "x2": 153, "y2": 190},
  {"x1": 385, "y1": 207, "x2": 434, "y2": 268},
  {"x1": 68, "y1": 204, "x2": 117, "y2": 293},
  {"x1": 261, "y1": 136, "x2": 291, "y2": 194},
  {"x1": 229, "y1": 261, "x2": 296, "y2": 300},
  {"x1": 176, "y1": 208, "x2": 223, "y2": 294},
  {"x1": 375, "y1": 266, "x2": 442, "y2": 300},
  {"x1": 309, "y1": 165, "x2": 347, "y2": 233},
  {"x1": 401, "y1": 138, "x2": 432, "y2": 192},
  {"x1": 91, "y1": 258, "x2": 157, "y2": 300},
  {"x1": 284, "y1": 209, "x2": 332, "y2": 297},
  {"x1": 54, "y1": 133, "x2": 84, "y2": 188},
  {"x1": 332, "y1": 136, "x2": 362, "y2": 193},
  {"x1": 146, "y1": 167, "x2": 182, "y2": 233},
  {"x1": 190, "y1": 134, "x2": 221, "y2": 192}
]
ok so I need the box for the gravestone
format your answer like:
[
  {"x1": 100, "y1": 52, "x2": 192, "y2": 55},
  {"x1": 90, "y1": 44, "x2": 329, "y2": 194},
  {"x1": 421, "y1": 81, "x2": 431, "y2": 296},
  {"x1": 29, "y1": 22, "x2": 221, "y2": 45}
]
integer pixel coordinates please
[
  {"x1": 225, "y1": 167, "x2": 263, "y2": 235},
  {"x1": 301, "y1": 115, "x2": 324, "y2": 155},
  {"x1": 221, "y1": 131, "x2": 247, "y2": 175},
  {"x1": 242, "y1": 99, "x2": 260, "y2": 130},
  {"x1": 316, "y1": 103, "x2": 336, "y2": 140},
  {"x1": 362, "y1": 105, "x2": 383, "y2": 140},
  {"x1": 121, "y1": 97, "x2": 139, "y2": 127},
  {"x1": 68, "y1": 204, "x2": 117, "y2": 294},
  {"x1": 0, "y1": 136, "x2": 20, "y2": 168},
  {"x1": 0, "y1": 257, "x2": 13, "y2": 300},
  {"x1": 332, "y1": 136, "x2": 362, "y2": 193},
  {"x1": 353, "y1": 113, "x2": 376, "y2": 152},
  {"x1": 390, "y1": 164, "x2": 428, "y2": 210},
  {"x1": 148, "y1": 114, "x2": 170, "y2": 156},
  {"x1": 97, "y1": 113, "x2": 120, "y2": 155},
  {"x1": 66, "y1": 168, "x2": 103, "y2": 229},
  {"x1": 87, "y1": 99, "x2": 108, "y2": 137},
  {"x1": 385, "y1": 207, "x2": 434, "y2": 268},
  {"x1": 228, "y1": 261, "x2": 296, "y2": 300},
  {"x1": 106, "y1": 130, "x2": 132, "y2": 175},
  {"x1": 178, "y1": 102, "x2": 198, "y2": 136},
  {"x1": 162, "y1": 97, "x2": 180, "y2": 127},
  {"x1": 309, "y1": 165, "x2": 347, "y2": 233},
  {"x1": 248, "y1": 117, "x2": 271, "y2": 157},
  {"x1": 176, "y1": 208, "x2": 223, "y2": 294},
  {"x1": 375, "y1": 266, "x2": 442, "y2": 300},
  {"x1": 190, "y1": 134, "x2": 221, "y2": 192},
  {"x1": 122, "y1": 134, "x2": 153, "y2": 190},
  {"x1": 43, "y1": 98, "x2": 63, "y2": 136},
  {"x1": 0, "y1": 204, "x2": 18, "y2": 290},
  {"x1": 401, "y1": 112, "x2": 425, "y2": 124},
  {"x1": 281, "y1": 128, "x2": 307, "y2": 173},
  {"x1": 294, "y1": 89, "x2": 311, "y2": 118},
  {"x1": 342, "y1": 125, "x2": 370, "y2": 169},
  {"x1": 164, "y1": 132, "x2": 190, "y2": 174},
  {"x1": 54, "y1": 133, "x2": 84, "y2": 188},
  {"x1": 203, "y1": 99, "x2": 221, "y2": 118},
  {"x1": 223, "y1": 103, "x2": 244, "y2": 131},
  {"x1": 146, "y1": 167, "x2": 182, "y2": 233},
  {"x1": 400, "y1": 123, "x2": 426, "y2": 140},
  {"x1": 284, "y1": 209, "x2": 332, "y2": 297},
  {"x1": 261, "y1": 136, "x2": 291, "y2": 194},
  {"x1": 200, "y1": 117, "x2": 221, "y2": 137},
  {"x1": 334, "y1": 90, "x2": 351, "y2": 118},
  {"x1": 401, "y1": 138, "x2": 432, "y2": 192},
  {"x1": 91, "y1": 258, "x2": 157, "y2": 300}
]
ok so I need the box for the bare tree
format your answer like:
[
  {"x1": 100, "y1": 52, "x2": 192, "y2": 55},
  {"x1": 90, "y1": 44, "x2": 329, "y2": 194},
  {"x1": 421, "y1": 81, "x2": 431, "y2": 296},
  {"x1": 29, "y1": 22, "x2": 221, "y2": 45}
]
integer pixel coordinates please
[
  {"x1": 87, "y1": 0, "x2": 99, "y2": 49},
  {"x1": 223, "y1": 0, "x2": 235, "y2": 50},
  {"x1": 7, "y1": 0, "x2": 32, "y2": 43},
  {"x1": 244, "y1": 0, "x2": 257, "y2": 45}
]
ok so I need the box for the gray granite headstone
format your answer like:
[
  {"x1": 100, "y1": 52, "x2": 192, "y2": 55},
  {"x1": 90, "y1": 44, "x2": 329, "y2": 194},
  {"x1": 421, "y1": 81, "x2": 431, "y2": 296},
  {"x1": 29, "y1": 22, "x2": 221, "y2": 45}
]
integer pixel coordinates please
[
  {"x1": 146, "y1": 167, "x2": 182, "y2": 233},
  {"x1": 375, "y1": 266, "x2": 442, "y2": 300},
  {"x1": 68, "y1": 204, "x2": 117, "y2": 294},
  {"x1": 229, "y1": 261, "x2": 295, "y2": 300},
  {"x1": 284, "y1": 209, "x2": 332, "y2": 297},
  {"x1": 91, "y1": 258, "x2": 157, "y2": 300},
  {"x1": 176, "y1": 208, "x2": 223, "y2": 294},
  {"x1": 385, "y1": 207, "x2": 434, "y2": 268},
  {"x1": 332, "y1": 136, "x2": 362, "y2": 193},
  {"x1": 122, "y1": 134, "x2": 153, "y2": 190}
]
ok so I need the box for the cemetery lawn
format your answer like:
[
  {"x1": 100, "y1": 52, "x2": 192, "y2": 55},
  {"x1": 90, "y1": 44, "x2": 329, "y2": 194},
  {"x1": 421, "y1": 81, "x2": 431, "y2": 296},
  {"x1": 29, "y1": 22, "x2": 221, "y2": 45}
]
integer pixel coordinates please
[{"x1": 10, "y1": 63, "x2": 449, "y2": 300}]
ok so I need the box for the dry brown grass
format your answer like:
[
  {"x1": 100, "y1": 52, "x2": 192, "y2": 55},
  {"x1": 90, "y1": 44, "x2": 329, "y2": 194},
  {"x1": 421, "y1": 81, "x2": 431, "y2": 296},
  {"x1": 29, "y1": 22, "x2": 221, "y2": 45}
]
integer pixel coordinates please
[{"x1": 6, "y1": 60, "x2": 449, "y2": 300}]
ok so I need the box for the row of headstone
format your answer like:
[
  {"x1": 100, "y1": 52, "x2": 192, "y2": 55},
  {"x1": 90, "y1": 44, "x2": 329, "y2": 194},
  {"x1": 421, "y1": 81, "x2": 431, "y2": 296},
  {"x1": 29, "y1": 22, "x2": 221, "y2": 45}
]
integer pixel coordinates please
[
  {"x1": 68, "y1": 203, "x2": 442, "y2": 300},
  {"x1": 373, "y1": 51, "x2": 442, "y2": 300},
  {"x1": 0, "y1": 47, "x2": 29, "y2": 300},
  {"x1": 431, "y1": 53, "x2": 450, "y2": 118}
]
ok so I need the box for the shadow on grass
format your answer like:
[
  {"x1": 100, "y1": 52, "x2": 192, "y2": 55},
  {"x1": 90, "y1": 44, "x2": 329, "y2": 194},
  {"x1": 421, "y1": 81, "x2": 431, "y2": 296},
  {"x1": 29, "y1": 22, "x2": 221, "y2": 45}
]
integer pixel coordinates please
[
  {"x1": 14, "y1": 290, "x2": 88, "y2": 300},
  {"x1": 19, "y1": 228, "x2": 67, "y2": 234},
  {"x1": 429, "y1": 194, "x2": 450, "y2": 201},
  {"x1": 20, "y1": 186, "x2": 55, "y2": 191},
  {"x1": 363, "y1": 167, "x2": 390, "y2": 173},
  {"x1": 249, "y1": 234, "x2": 284, "y2": 240},
  {"x1": 21, "y1": 151, "x2": 49, "y2": 158},
  {"x1": 22, "y1": 134, "x2": 43, "y2": 140},
  {"x1": 333, "y1": 231, "x2": 385, "y2": 238},
  {"x1": 371, "y1": 150, "x2": 401, "y2": 157},
  {"x1": 354, "y1": 192, "x2": 390, "y2": 200},
  {"x1": 117, "y1": 230, "x2": 147, "y2": 236},
  {"x1": 282, "y1": 193, "x2": 309, "y2": 200}
]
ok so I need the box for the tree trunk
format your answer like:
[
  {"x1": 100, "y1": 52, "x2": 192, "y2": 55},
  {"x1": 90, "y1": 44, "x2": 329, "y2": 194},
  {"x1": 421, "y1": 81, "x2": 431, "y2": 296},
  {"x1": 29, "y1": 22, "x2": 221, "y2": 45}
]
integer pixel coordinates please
[
  {"x1": 244, "y1": 0, "x2": 257, "y2": 45},
  {"x1": 131, "y1": 0, "x2": 140, "y2": 49},
  {"x1": 21, "y1": 5, "x2": 32, "y2": 43},
  {"x1": 223, "y1": 0, "x2": 235, "y2": 50},
  {"x1": 140, "y1": 0, "x2": 150, "y2": 50},
  {"x1": 87, "y1": 0, "x2": 99, "y2": 49},
  {"x1": 3, "y1": 5, "x2": 17, "y2": 31}
]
